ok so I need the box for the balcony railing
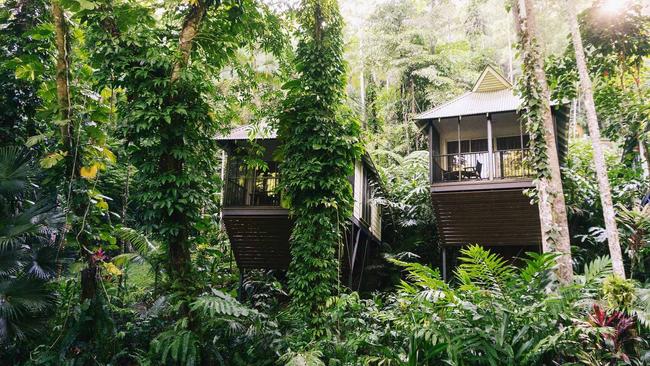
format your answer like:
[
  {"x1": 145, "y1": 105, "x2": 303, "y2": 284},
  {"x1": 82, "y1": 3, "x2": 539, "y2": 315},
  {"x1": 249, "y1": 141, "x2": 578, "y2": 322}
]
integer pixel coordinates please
[
  {"x1": 432, "y1": 148, "x2": 532, "y2": 183},
  {"x1": 223, "y1": 173, "x2": 281, "y2": 207}
]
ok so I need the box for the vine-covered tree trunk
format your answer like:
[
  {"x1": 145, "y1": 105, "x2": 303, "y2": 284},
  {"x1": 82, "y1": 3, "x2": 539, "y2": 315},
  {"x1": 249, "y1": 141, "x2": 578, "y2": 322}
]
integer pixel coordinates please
[
  {"x1": 563, "y1": 0, "x2": 625, "y2": 279},
  {"x1": 52, "y1": 0, "x2": 71, "y2": 149},
  {"x1": 163, "y1": 0, "x2": 208, "y2": 284},
  {"x1": 52, "y1": 0, "x2": 101, "y2": 301},
  {"x1": 278, "y1": 0, "x2": 361, "y2": 330},
  {"x1": 512, "y1": 0, "x2": 573, "y2": 283},
  {"x1": 171, "y1": 1, "x2": 208, "y2": 83}
]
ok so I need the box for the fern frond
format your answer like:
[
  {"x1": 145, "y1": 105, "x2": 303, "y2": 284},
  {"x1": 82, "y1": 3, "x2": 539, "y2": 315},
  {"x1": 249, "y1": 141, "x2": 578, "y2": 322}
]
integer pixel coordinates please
[
  {"x1": 113, "y1": 227, "x2": 159, "y2": 261},
  {"x1": 455, "y1": 245, "x2": 515, "y2": 295},
  {"x1": 280, "y1": 349, "x2": 325, "y2": 366},
  {"x1": 190, "y1": 290, "x2": 257, "y2": 318},
  {"x1": 633, "y1": 287, "x2": 650, "y2": 328},
  {"x1": 580, "y1": 255, "x2": 612, "y2": 288}
]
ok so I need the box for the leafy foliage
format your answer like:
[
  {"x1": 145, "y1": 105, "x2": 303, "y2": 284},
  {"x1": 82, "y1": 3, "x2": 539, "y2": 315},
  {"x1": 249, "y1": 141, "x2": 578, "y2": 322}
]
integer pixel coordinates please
[
  {"x1": 1, "y1": 1, "x2": 649, "y2": 365},
  {"x1": 277, "y1": 0, "x2": 362, "y2": 328}
]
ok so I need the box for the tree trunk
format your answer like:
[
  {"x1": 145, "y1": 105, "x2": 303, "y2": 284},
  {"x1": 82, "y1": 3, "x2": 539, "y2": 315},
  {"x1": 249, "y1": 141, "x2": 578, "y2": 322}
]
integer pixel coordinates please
[
  {"x1": 52, "y1": 0, "x2": 72, "y2": 150},
  {"x1": 639, "y1": 140, "x2": 650, "y2": 178},
  {"x1": 512, "y1": 0, "x2": 573, "y2": 283},
  {"x1": 564, "y1": 0, "x2": 625, "y2": 279},
  {"x1": 171, "y1": 0, "x2": 208, "y2": 83}
]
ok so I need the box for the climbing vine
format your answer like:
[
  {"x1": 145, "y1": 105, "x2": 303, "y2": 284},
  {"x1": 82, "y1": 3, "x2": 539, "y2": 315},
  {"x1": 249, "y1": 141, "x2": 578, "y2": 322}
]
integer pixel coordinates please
[
  {"x1": 82, "y1": 0, "x2": 285, "y2": 290},
  {"x1": 511, "y1": 0, "x2": 573, "y2": 280},
  {"x1": 516, "y1": 32, "x2": 551, "y2": 182},
  {"x1": 277, "y1": 0, "x2": 362, "y2": 329}
]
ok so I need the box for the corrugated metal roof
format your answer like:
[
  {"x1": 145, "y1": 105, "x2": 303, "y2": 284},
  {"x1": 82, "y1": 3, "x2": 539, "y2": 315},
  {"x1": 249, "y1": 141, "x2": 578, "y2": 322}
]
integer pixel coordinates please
[
  {"x1": 415, "y1": 88, "x2": 521, "y2": 120},
  {"x1": 216, "y1": 124, "x2": 277, "y2": 140}
]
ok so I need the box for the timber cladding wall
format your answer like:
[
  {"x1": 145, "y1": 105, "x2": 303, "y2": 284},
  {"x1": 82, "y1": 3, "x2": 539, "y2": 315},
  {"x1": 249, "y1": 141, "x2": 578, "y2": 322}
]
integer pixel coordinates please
[
  {"x1": 431, "y1": 188, "x2": 542, "y2": 248},
  {"x1": 370, "y1": 205, "x2": 381, "y2": 240},
  {"x1": 222, "y1": 214, "x2": 292, "y2": 270}
]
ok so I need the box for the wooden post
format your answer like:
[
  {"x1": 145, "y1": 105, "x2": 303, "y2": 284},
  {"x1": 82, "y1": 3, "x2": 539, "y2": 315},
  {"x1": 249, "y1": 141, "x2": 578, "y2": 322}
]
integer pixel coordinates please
[
  {"x1": 220, "y1": 150, "x2": 227, "y2": 208},
  {"x1": 457, "y1": 116, "x2": 462, "y2": 181},
  {"x1": 487, "y1": 113, "x2": 494, "y2": 180},
  {"x1": 428, "y1": 121, "x2": 434, "y2": 184},
  {"x1": 520, "y1": 116, "x2": 525, "y2": 176},
  {"x1": 442, "y1": 247, "x2": 447, "y2": 281}
]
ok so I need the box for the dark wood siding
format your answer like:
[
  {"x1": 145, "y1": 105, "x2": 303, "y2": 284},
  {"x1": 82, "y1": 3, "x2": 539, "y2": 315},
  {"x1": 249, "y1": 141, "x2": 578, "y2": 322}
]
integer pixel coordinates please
[
  {"x1": 222, "y1": 208, "x2": 292, "y2": 270},
  {"x1": 431, "y1": 188, "x2": 542, "y2": 248}
]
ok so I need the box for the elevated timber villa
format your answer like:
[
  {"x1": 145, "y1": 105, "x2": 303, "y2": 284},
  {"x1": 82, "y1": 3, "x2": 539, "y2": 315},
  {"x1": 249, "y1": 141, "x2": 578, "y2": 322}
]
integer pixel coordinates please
[
  {"x1": 217, "y1": 66, "x2": 568, "y2": 286},
  {"x1": 415, "y1": 66, "x2": 568, "y2": 278},
  {"x1": 216, "y1": 127, "x2": 386, "y2": 289}
]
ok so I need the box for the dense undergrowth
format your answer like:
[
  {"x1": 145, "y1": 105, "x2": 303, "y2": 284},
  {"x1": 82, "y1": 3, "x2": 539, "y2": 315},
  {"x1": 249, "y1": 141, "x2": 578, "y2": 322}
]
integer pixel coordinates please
[{"x1": 1, "y1": 143, "x2": 648, "y2": 365}]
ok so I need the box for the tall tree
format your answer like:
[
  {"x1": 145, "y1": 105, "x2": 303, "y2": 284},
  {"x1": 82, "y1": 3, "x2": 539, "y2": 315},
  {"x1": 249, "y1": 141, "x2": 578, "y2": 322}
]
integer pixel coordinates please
[
  {"x1": 50, "y1": 1, "x2": 121, "y2": 355},
  {"x1": 511, "y1": 0, "x2": 573, "y2": 283},
  {"x1": 52, "y1": 0, "x2": 99, "y2": 305},
  {"x1": 563, "y1": 0, "x2": 625, "y2": 279},
  {"x1": 51, "y1": 0, "x2": 71, "y2": 150},
  {"x1": 278, "y1": 0, "x2": 362, "y2": 329}
]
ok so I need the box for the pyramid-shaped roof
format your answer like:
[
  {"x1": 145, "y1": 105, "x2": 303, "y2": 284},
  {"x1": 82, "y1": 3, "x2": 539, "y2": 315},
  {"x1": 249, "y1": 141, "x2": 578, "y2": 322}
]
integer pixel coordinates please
[{"x1": 415, "y1": 66, "x2": 520, "y2": 122}]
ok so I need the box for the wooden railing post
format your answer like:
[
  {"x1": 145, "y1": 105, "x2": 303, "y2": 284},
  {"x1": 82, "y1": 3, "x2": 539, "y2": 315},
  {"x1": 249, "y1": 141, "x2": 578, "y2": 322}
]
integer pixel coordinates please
[
  {"x1": 487, "y1": 113, "x2": 494, "y2": 180},
  {"x1": 429, "y1": 121, "x2": 434, "y2": 184},
  {"x1": 457, "y1": 116, "x2": 462, "y2": 181}
]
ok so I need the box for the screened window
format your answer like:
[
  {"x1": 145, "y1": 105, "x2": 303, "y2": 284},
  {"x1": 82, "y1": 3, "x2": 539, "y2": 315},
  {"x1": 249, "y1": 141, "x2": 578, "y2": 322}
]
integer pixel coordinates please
[
  {"x1": 447, "y1": 138, "x2": 487, "y2": 153},
  {"x1": 496, "y1": 135, "x2": 530, "y2": 150},
  {"x1": 224, "y1": 158, "x2": 280, "y2": 206}
]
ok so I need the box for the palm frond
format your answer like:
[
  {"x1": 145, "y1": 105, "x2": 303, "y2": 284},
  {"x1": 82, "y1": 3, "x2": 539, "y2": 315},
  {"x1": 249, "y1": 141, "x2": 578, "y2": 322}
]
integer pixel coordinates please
[
  {"x1": 0, "y1": 146, "x2": 34, "y2": 195},
  {"x1": 0, "y1": 243, "x2": 24, "y2": 278},
  {"x1": 151, "y1": 328, "x2": 199, "y2": 366},
  {"x1": 518, "y1": 252, "x2": 558, "y2": 291},
  {"x1": 632, "y1": 287, "x2": 650, "y2": 328},
  {"x1": 0, "y1": 277, "x2": 57, "y2": 341},
  {"x1": 26, "y1": 242, "x2": 61, "y2": 280}
]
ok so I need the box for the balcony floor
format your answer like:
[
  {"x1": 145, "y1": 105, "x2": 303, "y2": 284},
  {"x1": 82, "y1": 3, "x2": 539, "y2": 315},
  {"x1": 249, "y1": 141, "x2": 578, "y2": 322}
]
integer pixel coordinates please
[{"x1": 430, "y1": 177, "x2": 534, "y2": 193}]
